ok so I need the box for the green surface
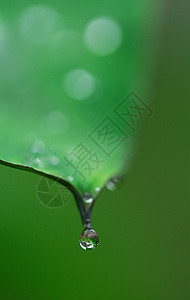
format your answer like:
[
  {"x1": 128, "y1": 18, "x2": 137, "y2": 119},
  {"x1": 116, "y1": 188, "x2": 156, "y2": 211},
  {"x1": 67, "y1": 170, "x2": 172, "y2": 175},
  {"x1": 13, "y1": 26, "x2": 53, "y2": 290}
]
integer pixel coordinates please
[
  {"x1": 0, "y1": 0, "x2": 189, "y2": 299},
  {"x1": 0, "y1": 0, "x2": 158, "y2": 197}
]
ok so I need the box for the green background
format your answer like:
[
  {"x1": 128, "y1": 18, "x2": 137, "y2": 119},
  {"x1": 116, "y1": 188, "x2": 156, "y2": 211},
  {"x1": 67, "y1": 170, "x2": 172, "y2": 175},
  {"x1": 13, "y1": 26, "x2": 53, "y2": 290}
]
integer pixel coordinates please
[{"x1": 0, "y1": 0, "x2": 189, "y2": 299}]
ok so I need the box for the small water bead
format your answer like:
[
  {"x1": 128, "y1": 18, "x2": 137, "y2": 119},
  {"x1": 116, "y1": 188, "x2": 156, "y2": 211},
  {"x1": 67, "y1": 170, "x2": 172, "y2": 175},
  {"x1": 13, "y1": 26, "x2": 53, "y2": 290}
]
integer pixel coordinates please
[
  {"x1": 106, "y1": 176, "x2": 120, "y2": 191},
  {"x1": 30, "y1": 156, "x2": 44, "y2": 168},
  {"x1": 79, "y1": 228, "x2": 99, "y2": 250},
  {"x1": 35, "y1": 157, "x2": 41, "y2": 164},
  {"x1": 83, "y1": 192, "x2": 93, "y2": 204},
  {"x1": 29, "y1": 140, "x2": 45, "y2": 167},
  {"x1": 68, "y1": 176, "x2": 73, "y2": 182}
]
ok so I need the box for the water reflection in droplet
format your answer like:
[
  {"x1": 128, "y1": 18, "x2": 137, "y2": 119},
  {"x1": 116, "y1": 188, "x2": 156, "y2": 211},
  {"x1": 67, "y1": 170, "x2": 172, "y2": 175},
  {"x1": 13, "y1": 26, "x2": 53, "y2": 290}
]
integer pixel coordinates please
[
  {"x1": 19, "y1": 5, "x2": 63, "y2": 45},
  {"x1": 85, "y1": 17, "x2": 122, "y2": 56},
  {"x1": 83, "y1": 192, "x2": 93, "y2": 204},
  {"x1": 79, "y1": 228, "x2": 99, "y2": 250},
  {"x1": 63, "y1": 69, "x2": 95, "y2": 101}
]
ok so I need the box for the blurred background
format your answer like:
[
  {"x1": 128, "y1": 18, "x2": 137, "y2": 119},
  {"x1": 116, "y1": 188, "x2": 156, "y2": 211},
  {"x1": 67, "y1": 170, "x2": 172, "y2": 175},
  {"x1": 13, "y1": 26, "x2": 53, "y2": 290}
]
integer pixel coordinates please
[{"x1": 0, "y1": 0, "x2": 189, "y2": 299}]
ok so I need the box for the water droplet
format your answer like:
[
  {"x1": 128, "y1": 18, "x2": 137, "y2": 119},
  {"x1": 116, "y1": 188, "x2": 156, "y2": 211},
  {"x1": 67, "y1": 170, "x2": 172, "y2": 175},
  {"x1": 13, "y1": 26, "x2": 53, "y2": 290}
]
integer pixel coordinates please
[
  {"x1": 35, "y1": 157, "x2": 41, "y2": 164},
  {"x1": 106, "y1": 176, "x2": 120, "y2": 191},
  {"x1": 31, "y1": 156, "x2": 44, "y2": 168},
  {"x1": 85, "y1": 18, "x2": 122, "y2": 56},
  {"x1": 68, "y1": 176, "x2": 73, "y2": 182},
  {"x1": 79, "y1": 228, "x2": 99, "y2": 250},
  {"x1": 83, "y1": 192, "x2": 93, "y2": 204},
  {"x1": 63, "y1": 69, "x2": 95, "y2": 101}
]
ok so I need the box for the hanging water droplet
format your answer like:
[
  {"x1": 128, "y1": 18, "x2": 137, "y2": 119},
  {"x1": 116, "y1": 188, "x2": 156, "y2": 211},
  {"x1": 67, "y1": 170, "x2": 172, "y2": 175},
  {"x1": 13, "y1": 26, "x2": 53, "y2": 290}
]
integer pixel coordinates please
[
  {"x1": 106, "y1": 176, "x2": 120, "y2": 191},
  {"x1": 79, "y1": 228, "x2": 99, "y2": 250},
  {"x1": 75, "y1": 193, "x2": 99, "y2": 250}
]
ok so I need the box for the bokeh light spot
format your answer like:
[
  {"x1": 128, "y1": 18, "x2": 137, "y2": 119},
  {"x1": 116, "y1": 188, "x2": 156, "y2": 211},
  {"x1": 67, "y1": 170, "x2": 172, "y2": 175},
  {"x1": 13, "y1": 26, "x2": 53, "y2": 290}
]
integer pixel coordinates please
[
  {"x1": 85, "y1": 18, "x2": 122, "y2": 56},
  {"x1": 19, "y1": 5, "x2": 63, "y2": 45},
  {"x1": 63, "y1": 69, "x2": 95, "y2": 101}
]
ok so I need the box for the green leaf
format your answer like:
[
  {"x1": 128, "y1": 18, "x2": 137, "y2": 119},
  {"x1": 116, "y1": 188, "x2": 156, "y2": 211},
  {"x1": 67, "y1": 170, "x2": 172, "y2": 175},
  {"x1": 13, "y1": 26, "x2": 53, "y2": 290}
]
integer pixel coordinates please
[{"x1": 0, "y1": 0, "x2": 156, "y2": 199}]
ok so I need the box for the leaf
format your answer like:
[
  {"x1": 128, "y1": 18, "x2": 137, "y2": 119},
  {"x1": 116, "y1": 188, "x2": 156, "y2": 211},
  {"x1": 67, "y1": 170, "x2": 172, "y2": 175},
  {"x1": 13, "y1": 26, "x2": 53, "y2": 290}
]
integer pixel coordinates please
[{"x1": 0, "y1": 1, "x2": 156, "y2": 200}]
